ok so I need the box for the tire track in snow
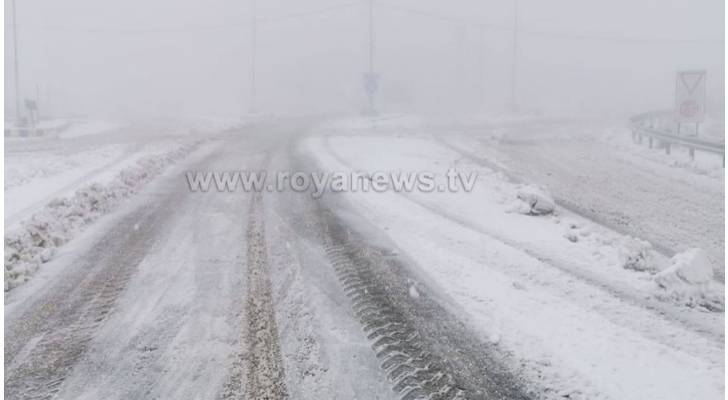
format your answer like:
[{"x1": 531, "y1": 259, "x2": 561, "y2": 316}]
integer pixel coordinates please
[
  {"x1": 223, "y1": 190, "x2": 288, "y2": 400},
  {"x1": 4, "y1": 205, "x2": 170, "y2": 400},
  {"x1": 320, "y1": 211, "x2": 466, "y2": 400},
  {"x1": 4, "y1": 143, "x2": 227, "y2": 399},
  {"x1": 289, "y1": 142, "x2": 531, "y2": 400},
  {"x1": 314, "y1": 204, "x2": 532, "y2": 400}
]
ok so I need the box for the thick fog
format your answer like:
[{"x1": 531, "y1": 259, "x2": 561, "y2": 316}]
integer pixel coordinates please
[{"x1": 4, "y1": 0, "x2": 724, "y2": 119}]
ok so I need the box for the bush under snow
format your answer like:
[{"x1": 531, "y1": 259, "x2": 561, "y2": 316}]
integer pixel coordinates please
[
  {"x1": 4, "y1": 140, "x2": 202, "y2": 291},
  {"x1": 619, "y1": 237, "x2": 659, "y2": 273}
]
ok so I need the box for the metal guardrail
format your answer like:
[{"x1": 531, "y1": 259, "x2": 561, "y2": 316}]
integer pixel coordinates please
[{"x1": 629, "y1": 111, "x2": 725, "y2": 166}]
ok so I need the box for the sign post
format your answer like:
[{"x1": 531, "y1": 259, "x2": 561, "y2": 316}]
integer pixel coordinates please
[
  {"x1": 674, "y1": 70, "x2": 706, "y2": 135},
  {"x1": 363, "y1": 72, "x2": 379, "y2": 115}
]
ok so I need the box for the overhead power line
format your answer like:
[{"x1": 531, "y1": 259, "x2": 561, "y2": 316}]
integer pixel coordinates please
[
  {"x1": 373, "y1": 1, "x2": 510, "y2": 31},
  {"x1": 20, "y1": 2, "x2": 362, "y2": 34},
  {"x1": 518, "y1": 28, "x2": 725, "y2": 44},
  {"x1": 375, "y1": 1, "x2": 724, "y2": 44},
  {"x1": 256, "y1": 1, "x2": 361, "y2": 23},
  {"x1": 20, "y1": 1, "x2": 723, "y2": 44}
]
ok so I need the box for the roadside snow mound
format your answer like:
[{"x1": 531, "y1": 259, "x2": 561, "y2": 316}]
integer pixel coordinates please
[
  {"x1": 656, "y1": 248, "x2": 713, "y2": 285},
  {"x1": 511, "y1": 185, "x2": 556, "y2": 216},
  {"x1": 653, "y1": 248, "x2": 724, "y2": 311},
  {"x1": 4, "y1": 140, "x2": 202, "y2": 291}
]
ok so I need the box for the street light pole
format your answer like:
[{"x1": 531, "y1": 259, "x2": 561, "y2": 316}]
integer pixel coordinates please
[{"x1": 12, "y1": 0, "x2": 21, "y2": 123}]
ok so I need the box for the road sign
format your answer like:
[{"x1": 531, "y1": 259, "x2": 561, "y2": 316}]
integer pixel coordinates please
[
  {"x1": 363, "y1": 72, "x2": 379, "y2": 96},
  {"x1": 675, "y1": 70, "x2": 706, "y2": 123}
]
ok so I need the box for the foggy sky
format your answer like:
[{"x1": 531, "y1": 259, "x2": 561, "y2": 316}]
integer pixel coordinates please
[{"x1": 4, "y1": 0, "x2": 725, "y2": 119}]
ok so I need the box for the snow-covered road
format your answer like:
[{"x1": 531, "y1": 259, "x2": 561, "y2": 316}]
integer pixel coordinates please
[
  {"x1": 4, "y1": 116, "x2": 724, "y2": 400},
  {"x1": 5, "y1": 120, "x2": 400, "y2": 399}
]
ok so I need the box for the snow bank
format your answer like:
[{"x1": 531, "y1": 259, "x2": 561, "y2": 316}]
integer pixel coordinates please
[
  {"x1": 4, "y1": 140, "x2": 202, "y2": 291},
  {"x1": 653, "y1": 248, "x2": 723, "y2": 311},
  {"x1": 562, "y1": 218, "x2": 662, "y2": 273},
  {"x1": 510, "y1": 184, "x2": 556, "y2": 216}
]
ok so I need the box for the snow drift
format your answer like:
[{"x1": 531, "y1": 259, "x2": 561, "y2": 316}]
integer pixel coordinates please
[{"x1": 4, "y1": 140, "x2": 203, "y2": 291}]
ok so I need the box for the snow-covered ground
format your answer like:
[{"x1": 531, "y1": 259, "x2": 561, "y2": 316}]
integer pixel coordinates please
[
  {"x1": 57, "y1": 120, "x2": 123, "y2": 138},
  {"x1": 300, "y1": 116, "x2": 724, "y2": 400},
  {"x1": 4, "y1": 115, "x2": 723, "y2": 400},
  {"x1": 433, "y1": 117, "x2": 724, "y2": 281},
  {"x1": 701, "y1": 114, "x2": 726, "y2": 144}
]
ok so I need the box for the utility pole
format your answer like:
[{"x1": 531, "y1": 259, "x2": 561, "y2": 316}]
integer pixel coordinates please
[
  {"x1": 46, "y1": 84, "x2": 51, "y2": 118},
  {"x1": 509, "y1": 0, "x2": 519, "y2": 110},
  {"x1": 36, "y1": 84, "x2": 40, "y2": 120},
  {"x1": 368, "y1": 0, "x2": 374, "y2": 79},
  {"x1": 455, "y1": 25, "x2": 466, "y2": 109},
  {"x1": 11, "y1": 0, "x2": 21, "y2": 124},
  {"x1": 479, "y1": 26, "x2": 487, "y2": 110},
  {"x1": 249, "y1": 0, "x2": 257, "y2": 115},
  {"x1": 367, "y1": 0, "x2": 375, "y2": 114}
]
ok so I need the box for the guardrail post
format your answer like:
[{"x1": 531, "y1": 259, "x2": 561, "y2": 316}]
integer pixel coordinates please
[{"x1": 631, "y1": 112, "x2": 723, "y2": 167}]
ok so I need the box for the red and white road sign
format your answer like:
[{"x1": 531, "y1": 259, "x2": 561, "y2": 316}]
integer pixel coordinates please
[{"x1": 675, "y1": 70, "x2": 706, "y2": 123}]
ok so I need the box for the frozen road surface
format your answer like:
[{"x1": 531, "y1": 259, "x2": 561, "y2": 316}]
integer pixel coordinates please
[{"x1": 4, "y1": 116, "x2": 724, "y2": 400}]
